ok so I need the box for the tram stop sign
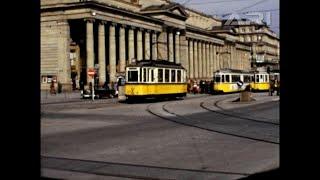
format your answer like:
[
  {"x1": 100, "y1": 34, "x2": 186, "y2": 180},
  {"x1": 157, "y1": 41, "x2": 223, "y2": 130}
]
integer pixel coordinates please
[{"x1": 88, "y1": 68, "x2": 95, "y2": 76}]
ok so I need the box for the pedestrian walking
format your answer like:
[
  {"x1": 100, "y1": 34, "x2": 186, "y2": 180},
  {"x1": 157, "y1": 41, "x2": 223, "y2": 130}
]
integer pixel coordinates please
[
  {"x1": 269, "y1": 80, "x2": 274, "y2": 96},
  {"x1": 50, "y1": 80, "x2": 56, "y2": 95}
]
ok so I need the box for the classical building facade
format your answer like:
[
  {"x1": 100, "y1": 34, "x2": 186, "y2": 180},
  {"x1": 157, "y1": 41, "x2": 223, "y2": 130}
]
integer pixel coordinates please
[
  {"x1": 219, "y1": 19, "x2": 280, "y2": 72},
  {"x1": 41, "y1": 0, "x2": 278, "y2": 91}
]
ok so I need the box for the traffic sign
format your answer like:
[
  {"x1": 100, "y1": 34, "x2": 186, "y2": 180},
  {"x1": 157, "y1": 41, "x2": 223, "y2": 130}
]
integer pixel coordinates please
[{"x1": 88, "y1": 68, "x2": 95, "y2": 76}]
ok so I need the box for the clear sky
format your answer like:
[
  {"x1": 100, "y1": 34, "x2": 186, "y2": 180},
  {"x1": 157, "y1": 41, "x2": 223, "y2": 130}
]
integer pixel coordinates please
[{"x1": 172, "y1": 0, "x2": 279, "y2": 36}]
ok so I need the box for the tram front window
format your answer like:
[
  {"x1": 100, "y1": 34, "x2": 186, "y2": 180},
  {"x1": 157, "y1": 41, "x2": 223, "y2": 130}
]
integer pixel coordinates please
[
  {"x1": 128, "y1": 71, "x2": 138, "y2": 82},
  {"x1": 215, "y1": 76, "x2": 221, "y2": 82}
]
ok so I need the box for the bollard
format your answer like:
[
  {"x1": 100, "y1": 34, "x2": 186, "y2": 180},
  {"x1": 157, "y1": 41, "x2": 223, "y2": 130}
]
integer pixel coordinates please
[
  {"x1": 240, "y1": 91, "x2": 252, "y2": 102},
  {"x1": 118, "y1": 86, "x2": 126, "y2": 101}
]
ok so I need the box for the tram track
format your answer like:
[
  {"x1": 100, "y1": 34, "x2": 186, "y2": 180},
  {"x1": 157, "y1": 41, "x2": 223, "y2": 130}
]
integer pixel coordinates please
[
  {"x1": 146, "y1": 94, "x2": 279, "y2": 145},
  {"x1": 42, "y1": 156, "x2": 249, "y2": 179},
  {"x1": 200, "y1": 97, "x2": 280, "y2": 126}
]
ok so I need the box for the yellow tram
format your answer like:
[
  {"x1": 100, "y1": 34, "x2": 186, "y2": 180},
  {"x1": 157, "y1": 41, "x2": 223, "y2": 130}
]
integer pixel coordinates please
[
  {"x1": 125, "y1": 60, "x2": 187, "y2": 100},
  {"x1": 213, "y1": 69, "x2": 252, "y2": 93},
  {"x1": 249, "y1": 71, "x2": 270, "y2": 91}
]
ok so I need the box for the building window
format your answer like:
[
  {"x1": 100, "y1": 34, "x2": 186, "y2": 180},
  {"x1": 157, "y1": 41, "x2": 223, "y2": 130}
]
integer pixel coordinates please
[
  {"x1": 42, "y1": 75, "x2": 56, "y2": 84},
  {"x1": 42, "y1": 76, "x2": 48, "y2": 83},
  {"x1": 131, "y1": 0, "x2": 139, "y2": 4}
]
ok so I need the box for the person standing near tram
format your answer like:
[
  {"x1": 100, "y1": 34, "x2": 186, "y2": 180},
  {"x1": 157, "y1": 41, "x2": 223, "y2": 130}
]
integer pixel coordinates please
[{"x1": 50, "y1": 80, "x2": 56, "y2": 95}]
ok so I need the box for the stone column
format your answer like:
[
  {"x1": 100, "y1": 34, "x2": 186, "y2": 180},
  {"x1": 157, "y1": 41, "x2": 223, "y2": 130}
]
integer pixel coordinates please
[
  {"x1": 203, "y1": 42, "x2": 207, "y2": 79},
  {"x1": 152, "y1": 31, "x2": 157, "y2": 60},
  {"x1": 203, "y1": 42, "x2": 206, "y2": 79},
  {"x1": 157, "y1": 30, "x2": 168, "y2": 60},
  {"x1": 119, "y1": 25, "x2": 126, "y2": 72},
  {"x1": 86, "y1": 19, "x2": 94, "y2": 85},
  {"x1": 194, "y1": 41, "x2": 198, "y2": 79},
  {"x1": 210, "y1": 44, "x2": 216, "y2": 76},
  {"x1": 168, "y1": 31, "x2": 174, "y2": 62},
  {"x1": 198, "y1": 41, "x2": 202, "y2": 79},
  {"x1": 179, "y1": 34, "x2": 188, "y2": 77},
  {"x1": 234, "y1": 48, "x2": 241, "y2": 69},
  {"x1": 230, "y1": 46, "x2": 234, "y2": 69},
  {"x1": 57, "y1": 20, "x2": 71, "y2": 91},
  {"x1": 216, "y1": 46, "x2": 219, "y2": 70},
  {"x1": 209, "y1": 43, "x2": 213, "y2": 77},
  {"x1": 219, "y1": 46, "x2": 223, "y2": 69},
  {"x1": 189, "y1": 39, "x2": 194, "y2": 79},
  {"x1": 109, "y1": 23, "x2": 116, "y2": 84},
  {"x1": 144, "y1": 30, "x2": 150, "y2": 60},
  {"x1": 137, "y1": 28, "x2": 143, "y2": 61},
  {"x1": 229, "y1": 46, "x2": 233, "y2": 69},
  {"x1": 128, "y1": 27, "x2": 135, "y2": 64},
  {"x1": 206, "y1": 43, "x2": 210, "y2": 79},
  {"x1": 98, "y1": 21, "x2": 106, "y2": 86},
  {"x1": 175, "y1": 31, "x2": 180, "y2": 64}
]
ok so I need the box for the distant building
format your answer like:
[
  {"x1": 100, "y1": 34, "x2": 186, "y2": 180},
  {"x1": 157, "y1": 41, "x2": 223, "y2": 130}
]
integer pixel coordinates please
[{"x1": 219, "y1": 19, "x2": 280, "y2": 72}]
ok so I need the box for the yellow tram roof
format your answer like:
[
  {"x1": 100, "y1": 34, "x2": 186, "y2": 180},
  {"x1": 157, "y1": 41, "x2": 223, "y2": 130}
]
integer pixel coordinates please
[
  {"x1": 127, "y1": 60, "x2": 185, "y2": 69},
  {"x1": 215, "y1": 69, "x2": 251, "y2": 74}
]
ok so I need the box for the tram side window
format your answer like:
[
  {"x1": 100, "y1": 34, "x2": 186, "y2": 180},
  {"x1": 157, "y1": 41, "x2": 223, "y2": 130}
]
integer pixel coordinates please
[
  {"x1": 226, "y1": 75, "x2": 230, "y2": 83},
  {"x1": 222, "y1": 75, "x2": 225, "y2": 82},
  {"x1": 244, "y1": 75, "x2": 250, "y2": 83},
  {"x1": 143, "y1": 68, "x2": 148, "y2": 82},
  {"x1": 151, "y1": 69, "x2": 154, "y2": 82},
  {"x1": 177, "y1": 70, "x2": 181, "y2": 82},
  {"x1": 128, "y1": 70, "x2": 138, "y2": 82},
  {"x1": 171, "y1": 69, "x2": 176, "y2": 83},
  {"x1": 232, "y1": 75, "x2": 240, "y2": 82},
  {"x1": 264, "y1": 75, "x2": 268, "y2": 82},
  {"x1": 256, "y1": 75, "x2": 259, "y2": 83},
  {"x1": 140, "y1": 68, "x2": 142, "y2": 82},
  {"x1": 158, "y1": 69, "x2": 163, "y2": 82},
  {"x1": 165, "y1": 69, "x2": 170, "y2": 82}
]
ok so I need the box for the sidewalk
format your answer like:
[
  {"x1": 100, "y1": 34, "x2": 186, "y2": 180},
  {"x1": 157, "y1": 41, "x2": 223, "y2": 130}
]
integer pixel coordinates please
[{"x1": 41, "y1": 90, "x2": 83, "y2": 104}]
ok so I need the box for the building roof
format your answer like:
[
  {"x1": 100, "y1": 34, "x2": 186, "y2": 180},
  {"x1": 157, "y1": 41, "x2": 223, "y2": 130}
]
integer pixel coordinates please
[
  {"x1": 221, "y1": 18, "x2": 266, "y2": 27},
  {"x1": 140, "y1": 2, "x2": 188, "y2": 17}
]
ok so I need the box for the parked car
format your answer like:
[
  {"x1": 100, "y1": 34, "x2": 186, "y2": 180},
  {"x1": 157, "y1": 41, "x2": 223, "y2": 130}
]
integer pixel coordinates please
[{"x1": 81, "y1": 87, "x2": 116, "y2": 99}]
